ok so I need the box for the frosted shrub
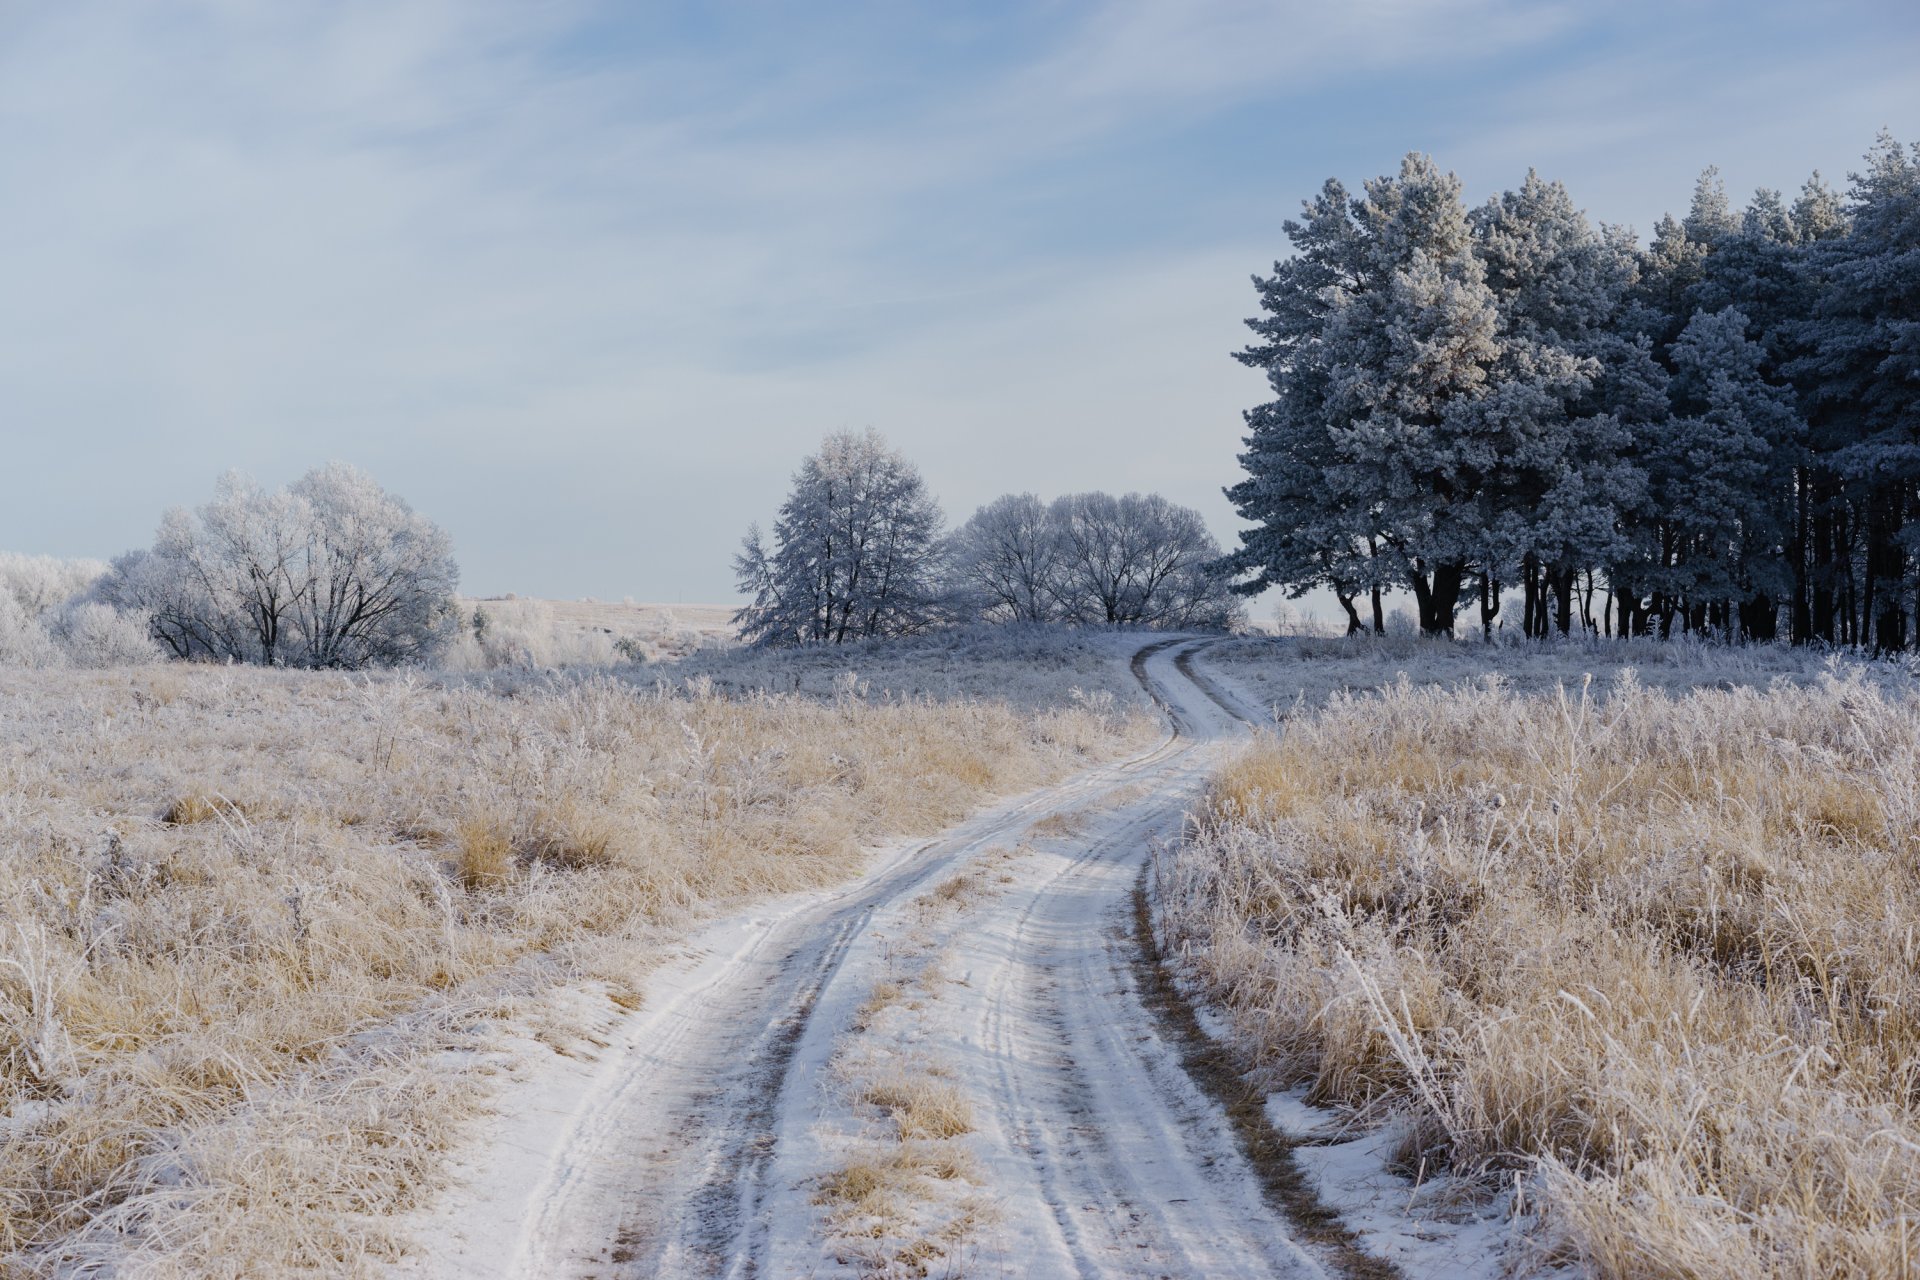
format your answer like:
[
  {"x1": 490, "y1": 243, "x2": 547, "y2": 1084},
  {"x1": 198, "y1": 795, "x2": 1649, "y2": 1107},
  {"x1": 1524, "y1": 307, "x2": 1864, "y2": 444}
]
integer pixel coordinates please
[
  {"x1": 444, "y1": 599, "x2": 636, "y2": 671},
  {"x1": 44, "y1": 602, "x2": 162, "y2": 667},
  {"x1": 98, "y1": 465, "x2": 460, "y2": 669},
  {"x1": 0, "y1": 593, "x2": 61, "y2": 668},
  {"x1": 0, "y1": 552, "x2": 108, "y2": 616}
]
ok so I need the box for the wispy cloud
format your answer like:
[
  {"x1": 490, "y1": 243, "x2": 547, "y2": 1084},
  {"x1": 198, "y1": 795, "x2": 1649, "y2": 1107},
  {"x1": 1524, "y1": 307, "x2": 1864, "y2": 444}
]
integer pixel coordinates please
[{"x1": 0, "y1": 1, "x2": 1913, "y2": 599}]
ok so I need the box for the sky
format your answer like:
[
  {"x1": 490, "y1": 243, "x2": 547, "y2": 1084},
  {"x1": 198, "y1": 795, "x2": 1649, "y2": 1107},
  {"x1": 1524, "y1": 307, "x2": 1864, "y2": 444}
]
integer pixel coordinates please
[{"x1": 2, "y1": 1, "x2": 1917, "y2": 607}]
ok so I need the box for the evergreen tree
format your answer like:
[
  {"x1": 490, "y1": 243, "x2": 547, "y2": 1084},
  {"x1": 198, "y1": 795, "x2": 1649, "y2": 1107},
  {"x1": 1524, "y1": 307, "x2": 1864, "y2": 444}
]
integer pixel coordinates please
[
  {"x1": 1225, "y1": 138, "x2": 1920, "y2": 653},
  {"x1": 1792, "y1": 134, "x2": 1920, "y2": 651}
]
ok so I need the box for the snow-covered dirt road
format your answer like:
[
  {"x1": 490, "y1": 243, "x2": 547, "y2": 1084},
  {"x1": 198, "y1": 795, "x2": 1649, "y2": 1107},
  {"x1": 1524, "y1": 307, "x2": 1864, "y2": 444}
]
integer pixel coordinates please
[{"x1": 403, "y1": 639, "x2": 1375, "y2": 1279}]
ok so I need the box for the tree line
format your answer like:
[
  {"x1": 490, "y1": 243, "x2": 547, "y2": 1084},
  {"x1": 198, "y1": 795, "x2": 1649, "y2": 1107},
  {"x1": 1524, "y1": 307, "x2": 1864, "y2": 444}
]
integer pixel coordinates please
[
  {"x1": 1222, "y1": 134, "x2": 1920, "y2": 648},
  {"x1": 733, "y1": 429, "x2": 1241, "y2": 646}
]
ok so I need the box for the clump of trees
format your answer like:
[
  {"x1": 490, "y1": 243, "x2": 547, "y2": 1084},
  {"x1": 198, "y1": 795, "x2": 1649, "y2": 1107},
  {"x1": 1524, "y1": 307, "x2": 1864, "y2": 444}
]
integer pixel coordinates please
[
  {"x1": 100, "y1": 464, "x2": 462, "y2": 668},
  {"x1": 735, "y1": 430, "x2": 1241, "y2": 645},
  {"x1": 950, "y1": 491, "x2": 1241, "y2": 629},
  {"x1": 1223, "y1": 134, "x2": 1920, "y2": 649}
]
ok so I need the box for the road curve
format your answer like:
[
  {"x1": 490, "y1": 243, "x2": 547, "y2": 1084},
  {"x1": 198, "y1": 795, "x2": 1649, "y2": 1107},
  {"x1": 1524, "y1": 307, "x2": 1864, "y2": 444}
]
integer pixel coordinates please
[{"x1": 441, "y1": 639, "x2": 1351, "y2": 1279}]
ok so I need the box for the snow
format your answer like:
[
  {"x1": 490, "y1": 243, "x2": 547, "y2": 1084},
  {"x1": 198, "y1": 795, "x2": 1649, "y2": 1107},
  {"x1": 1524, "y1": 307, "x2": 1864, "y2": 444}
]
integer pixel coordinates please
[{"x1": 392, "y1": 635, "x2": 1526, "y2": 1278}]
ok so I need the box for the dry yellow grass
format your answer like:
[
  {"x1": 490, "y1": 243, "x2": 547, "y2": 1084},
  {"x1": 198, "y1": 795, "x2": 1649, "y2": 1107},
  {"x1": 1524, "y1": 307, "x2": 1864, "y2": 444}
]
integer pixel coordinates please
[
  {"x1": 860, "y1": 1076, "x2": 975, "y2": 1141},
  {"x1": 1163, "y1": 669, "x2": 1920, "y2": 1279},
  {"x1": 0, "y1": 662, "x2": 1144, "y2": 1275},
  {"x1": 1026, "y1": 809, "x2": 1087, "y2": 838}
]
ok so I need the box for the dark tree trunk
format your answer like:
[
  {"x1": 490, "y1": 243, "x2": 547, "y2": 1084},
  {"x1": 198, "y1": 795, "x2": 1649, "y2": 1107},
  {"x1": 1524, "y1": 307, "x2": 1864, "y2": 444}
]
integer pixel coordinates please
[
  {"x1": 1550, "y1": 564, "x2": 1574, "y2": 636},
  {"x1": 1868, "y1": 487, "x2": 1907, "y2": 654},
  {"x1": 1338, "y1": 591, "x2": 1363, "y2": 636},
  {"x1": 1423, "y1": 562, "x2": 1464, "y2": 637},
  {"x1": 1791, "y1": 467, "x2": 1812, "y2": 644},
  {"x1": 1479, "y1": 570, "x2": 1500, "y2": 642},
  {"x1": 1521, "y1": 553, "x2": 1541, "y2": 639}
]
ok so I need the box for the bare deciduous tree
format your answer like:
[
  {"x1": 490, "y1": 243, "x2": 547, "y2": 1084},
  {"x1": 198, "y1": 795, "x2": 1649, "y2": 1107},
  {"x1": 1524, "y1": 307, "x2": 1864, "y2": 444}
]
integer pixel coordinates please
[
  {"x1": 948, "y1": 493, "x2": 1060, "y2": 623},
  {"x1": 100, "y1": 465, "x2": 460, "y2": 668},
  {"x1": 1049, "y1": 491, "x2": 1241, "y2": 629}
]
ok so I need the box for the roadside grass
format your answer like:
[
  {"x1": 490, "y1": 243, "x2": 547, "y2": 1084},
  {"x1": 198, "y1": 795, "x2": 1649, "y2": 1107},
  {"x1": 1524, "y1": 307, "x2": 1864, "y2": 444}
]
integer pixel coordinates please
[
  {"x1": 0, "y1": 655, "x2": 1149, "y2": 1276},
  {"x1": 1163, "y1": 664, "x2": 1920, "y2": 1278}
]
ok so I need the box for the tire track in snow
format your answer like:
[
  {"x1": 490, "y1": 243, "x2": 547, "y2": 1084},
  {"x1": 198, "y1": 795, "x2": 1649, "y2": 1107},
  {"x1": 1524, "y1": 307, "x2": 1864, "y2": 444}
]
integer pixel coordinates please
[{"x1": 433, "y1": 637, "x2": 1384, "y2": 1280}]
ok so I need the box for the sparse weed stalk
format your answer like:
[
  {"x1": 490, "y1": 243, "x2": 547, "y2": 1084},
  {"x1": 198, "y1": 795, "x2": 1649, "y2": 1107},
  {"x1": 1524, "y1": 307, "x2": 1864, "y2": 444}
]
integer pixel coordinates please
[{"x1": 1165, "y1": 662, "x2": 1920, "y2": 1278}]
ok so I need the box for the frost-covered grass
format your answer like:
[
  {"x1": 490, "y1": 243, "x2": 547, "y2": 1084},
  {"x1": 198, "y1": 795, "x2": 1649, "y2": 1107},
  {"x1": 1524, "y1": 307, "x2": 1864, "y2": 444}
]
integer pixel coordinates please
[
  {"x1": 1165, "y1": 659, "x2": 1920, "y2": 1278},
  {"x1": 1200, "y1": 631, "x2": 1868, "y2": 720},
  {"x1": 441, "y1": 598, "x2": 736, "y2": 671},
  {"x1": 662, "y1": 623, "x2": 1151, "y2": 713},
  {"x1": 0, "y1": 646, "x2": 1151, "y2": 1275}
]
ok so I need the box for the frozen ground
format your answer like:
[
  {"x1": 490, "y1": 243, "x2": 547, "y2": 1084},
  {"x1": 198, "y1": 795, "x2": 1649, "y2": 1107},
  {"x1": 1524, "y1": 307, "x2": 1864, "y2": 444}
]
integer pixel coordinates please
[{"x1": 394, "y1": 637, "x2": 1504, "y2": 1279}]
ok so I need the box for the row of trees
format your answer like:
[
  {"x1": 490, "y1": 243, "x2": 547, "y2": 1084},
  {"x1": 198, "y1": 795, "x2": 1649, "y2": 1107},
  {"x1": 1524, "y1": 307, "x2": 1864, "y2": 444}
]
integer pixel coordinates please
[
  {"x1": 100, "y1": 464, "x2": 461, "y2": 668},
  {"x1": 734, "y1": 430, "x2": 1241, "y2": 646},
  {"x1": 1222, "y1": 134, "x2": 1920, "y2": 648}
]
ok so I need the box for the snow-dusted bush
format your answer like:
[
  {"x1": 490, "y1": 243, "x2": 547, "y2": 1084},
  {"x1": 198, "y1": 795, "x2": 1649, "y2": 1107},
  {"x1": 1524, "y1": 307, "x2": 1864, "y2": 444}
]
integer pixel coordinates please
[
  {"x1": 0, "y1": 552, "x2": 160, "y2": 667},
  {"x1": 0, "y1": 552, "x2": 109, "y2": 616},
  {"x1": 0, "y1": 591, "x2": 62, "y2": 667},
  {"x1": 442, "y1": 599, "x2": 638, "y2": 671},
  {"x1": 44, "y1": 601, "x2": 163, "y2": 667}
]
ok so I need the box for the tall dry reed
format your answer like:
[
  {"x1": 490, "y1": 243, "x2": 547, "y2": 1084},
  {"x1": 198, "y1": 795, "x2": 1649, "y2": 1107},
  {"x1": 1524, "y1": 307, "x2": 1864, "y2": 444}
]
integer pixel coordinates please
[{"x1": 1164, "y1": 668, "x2": 1920, "y2": 1278}]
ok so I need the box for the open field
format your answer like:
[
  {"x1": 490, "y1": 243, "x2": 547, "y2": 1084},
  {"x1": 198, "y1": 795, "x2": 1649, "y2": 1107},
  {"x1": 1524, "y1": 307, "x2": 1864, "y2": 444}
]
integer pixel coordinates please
[
  {"x1": 1199, "y1": 632, "x2": 1871, "y2": 717},
  {"x1": 1168, "y1": 640, "x2": 1920, "y2": 1277},
  {"x1": 11, "y1": 626, "x2": 1920, "y2": 1278},
  {"x1": 0, "y1": 631, "x2": 1153, "y2": 1276},
  {"x1": 447, "y1": 599, "x2": 739, "y2": 669}
]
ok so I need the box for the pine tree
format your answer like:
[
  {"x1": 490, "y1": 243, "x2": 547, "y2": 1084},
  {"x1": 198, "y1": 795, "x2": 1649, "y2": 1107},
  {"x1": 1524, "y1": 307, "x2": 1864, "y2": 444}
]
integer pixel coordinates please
[
  {"x1": 1471, "y1": 172, "x2": 1642, "y2": 636},
  {"x1": 1792, "y1": 134, "x2": 1920, "y2": 651},
  {"x1": 1222, "y1": 178, "x2": 1397, "y2": 632}
]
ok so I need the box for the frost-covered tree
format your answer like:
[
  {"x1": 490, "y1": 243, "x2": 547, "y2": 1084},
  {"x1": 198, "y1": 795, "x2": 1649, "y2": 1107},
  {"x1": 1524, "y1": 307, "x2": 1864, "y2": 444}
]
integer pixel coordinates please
[
  {"x1": 1637, "y1": 309, "x2": 1802, "y2": 636},
  {"x1": 286, "y1": 464, "x2": 462, "y2": 667},
  {"x1": 1791, "y1": 134, "x2": 1920, "y2": 652},
  {"x1": 1228, "y1": 137, "x2": 1920, "y2": 651},
  {"x1": 1229, "y1": 154, "x2": 1563, "y2": 636},
  {"x1": 1048, "y1": 492, "x2": 1240, "y2": 629},
  {"x1": 948, "y1": 493, "x2": 1062, "y2": 623},
  {"x1": 100, "y1": 466, "x2": 460, "y2": 668},
  {"x1": 734, "y1": 430, "x2": 947, "y2": 646},
  {"x1": 1221, "y1": 178, "x2": 1397, "y2": 634},
  {"x1": 0, "y1": 552, "x2": 109, "y2": 617},
  {"x1": 1469, "y1": 172, "x2": 1642, "y2": 637}
]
